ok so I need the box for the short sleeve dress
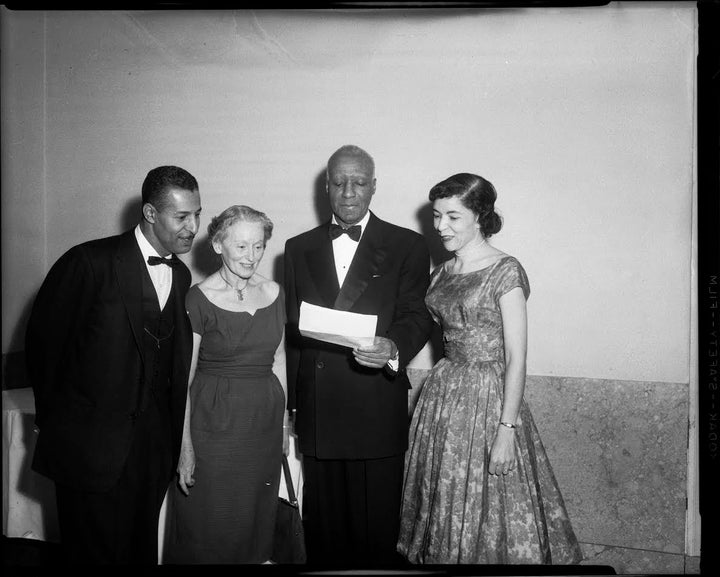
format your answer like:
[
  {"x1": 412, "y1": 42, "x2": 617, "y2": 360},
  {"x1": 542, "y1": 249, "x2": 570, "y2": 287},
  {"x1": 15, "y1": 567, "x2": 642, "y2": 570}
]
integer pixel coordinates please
[
  {"x1": 398, "y1": 256, "x2": 582, "y2": 565},
  {"x1": 164, "y1": 285, "x2": 286, "y2": 564}
]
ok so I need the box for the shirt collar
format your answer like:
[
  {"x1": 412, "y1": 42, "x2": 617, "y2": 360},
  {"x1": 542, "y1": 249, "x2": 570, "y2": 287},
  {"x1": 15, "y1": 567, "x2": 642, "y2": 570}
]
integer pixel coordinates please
[
  {"x1": 331, "y1": 211, "x2": 371, "y2": 236},
  {"x1": 134, "y1": 225, "x2": 168, "y2": 262}
]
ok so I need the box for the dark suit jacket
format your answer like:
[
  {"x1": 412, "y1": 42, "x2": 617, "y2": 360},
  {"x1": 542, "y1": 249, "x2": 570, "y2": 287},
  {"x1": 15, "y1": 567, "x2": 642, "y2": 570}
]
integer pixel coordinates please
[
  {"x1": 284, "y1": 212, "x2": 433, "y2": 460},
  {"x1": 25, "y1": 229, "x2": 193, "y2": 492}
]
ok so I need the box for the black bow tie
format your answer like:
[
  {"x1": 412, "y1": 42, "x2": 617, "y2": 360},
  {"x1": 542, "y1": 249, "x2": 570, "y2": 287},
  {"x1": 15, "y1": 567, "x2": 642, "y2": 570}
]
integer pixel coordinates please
[
  {"x1": 329, "y1": 223, "x2": 361, "y2": 242},
  {"x1": 147, "y1": 255, "x2": 179, "y2": 267}
]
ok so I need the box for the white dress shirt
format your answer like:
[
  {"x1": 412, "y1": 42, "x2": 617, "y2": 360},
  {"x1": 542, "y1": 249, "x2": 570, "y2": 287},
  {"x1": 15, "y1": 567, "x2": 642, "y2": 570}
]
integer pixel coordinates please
[
  {"x1": 135, "y1": 225, "x2": 173, "y2": 310},
  {"x1": 330, "y1": 213, "x2": 398, "y2": 370},
  {"x1": 331, "y1": 211, "x2": 370, "y2": 288}
]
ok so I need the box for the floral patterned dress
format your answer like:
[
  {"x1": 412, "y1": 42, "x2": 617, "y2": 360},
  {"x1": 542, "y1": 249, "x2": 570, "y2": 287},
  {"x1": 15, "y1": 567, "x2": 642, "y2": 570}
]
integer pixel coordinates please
[{"x1": 398, "y1": 256, "x2": 582, "y2": 564}]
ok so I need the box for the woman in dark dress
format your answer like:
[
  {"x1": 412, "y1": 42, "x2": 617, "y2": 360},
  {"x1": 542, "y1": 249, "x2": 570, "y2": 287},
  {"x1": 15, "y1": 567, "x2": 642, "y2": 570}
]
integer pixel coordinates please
[
  {"x1": 398, "y1": 174, "x2": 582, "y2": 565},
  {"x1": 165, "y1": 205, "x2": 289, "y2": 564}
]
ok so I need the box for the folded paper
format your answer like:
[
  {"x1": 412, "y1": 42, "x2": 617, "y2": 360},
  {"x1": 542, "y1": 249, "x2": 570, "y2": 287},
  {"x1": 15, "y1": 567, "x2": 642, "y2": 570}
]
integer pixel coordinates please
[{"x1": 299, "y1": 301, "x2": 377, "y2": 349}]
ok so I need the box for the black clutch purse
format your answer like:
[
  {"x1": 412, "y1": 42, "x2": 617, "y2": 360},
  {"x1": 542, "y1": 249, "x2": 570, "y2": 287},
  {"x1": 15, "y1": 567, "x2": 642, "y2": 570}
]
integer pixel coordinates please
[{"x1": 271, "y1": 454, "x2": 307, "y2": 564}]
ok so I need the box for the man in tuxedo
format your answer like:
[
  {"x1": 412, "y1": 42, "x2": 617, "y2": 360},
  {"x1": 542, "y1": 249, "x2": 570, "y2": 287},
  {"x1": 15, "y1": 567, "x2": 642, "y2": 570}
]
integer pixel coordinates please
[
  {"x1": 25, "y1": 165, "x2": 202, "y2": 564},
  {"x1": 284, "y1": 145, "x2": 433, "y2": 566}
]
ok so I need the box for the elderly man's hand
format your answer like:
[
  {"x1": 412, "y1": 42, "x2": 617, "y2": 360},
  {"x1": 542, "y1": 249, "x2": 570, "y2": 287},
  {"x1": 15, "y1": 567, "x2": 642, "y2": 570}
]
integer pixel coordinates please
[{"x1": 352, "y1": 337, "x2": 397, "y2": 369}]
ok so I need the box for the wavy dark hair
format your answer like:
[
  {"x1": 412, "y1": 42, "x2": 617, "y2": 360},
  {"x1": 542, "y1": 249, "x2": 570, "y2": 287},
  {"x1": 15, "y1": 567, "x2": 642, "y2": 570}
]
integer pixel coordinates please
[{"x1": 428, "y1": 173, "x2": 502, "y2": 238}]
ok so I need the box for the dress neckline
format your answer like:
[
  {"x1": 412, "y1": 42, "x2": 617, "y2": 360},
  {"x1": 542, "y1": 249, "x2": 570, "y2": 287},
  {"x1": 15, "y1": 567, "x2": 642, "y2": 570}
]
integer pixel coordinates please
[
  {"x1": 193, "y1": 284, "x2": 279, "y2": 317},
  {"x1": 443, "y1": 255, "x2": 513, "y2": 277}
]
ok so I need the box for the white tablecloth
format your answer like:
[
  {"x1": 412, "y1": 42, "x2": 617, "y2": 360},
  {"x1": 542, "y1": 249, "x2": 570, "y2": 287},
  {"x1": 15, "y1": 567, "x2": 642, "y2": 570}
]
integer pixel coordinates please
[
  {"x1": 2, "y1": 387, "x2": 304, "y2": 563},
  {"x1": 2, "y1": 387, "x2": 59, "y2": 542}
]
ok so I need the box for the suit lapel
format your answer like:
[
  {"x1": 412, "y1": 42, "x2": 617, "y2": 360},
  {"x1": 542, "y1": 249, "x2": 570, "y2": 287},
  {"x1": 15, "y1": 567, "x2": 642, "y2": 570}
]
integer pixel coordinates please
[
  {"x1": 334, "y1": 213, "x2": 387, "y2": 311},
  {"x1": 169, "y1": 265, "x2": 192, "y2": 377},
  {"x1": 169, "y1": 266, "x2": 190, "y2": 340},
  {"x1": 114, "y1": 230, "x2": 145, "y2": 363},
  {"x1": 305, "y1": 231, "x2": 340, "y2": 308}
]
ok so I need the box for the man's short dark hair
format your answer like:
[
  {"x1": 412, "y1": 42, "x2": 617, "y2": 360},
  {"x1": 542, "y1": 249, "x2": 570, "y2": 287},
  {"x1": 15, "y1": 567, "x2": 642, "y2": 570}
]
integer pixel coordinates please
[{"x1": 141, "y1": 166, "x2": 198, "y2": 211}]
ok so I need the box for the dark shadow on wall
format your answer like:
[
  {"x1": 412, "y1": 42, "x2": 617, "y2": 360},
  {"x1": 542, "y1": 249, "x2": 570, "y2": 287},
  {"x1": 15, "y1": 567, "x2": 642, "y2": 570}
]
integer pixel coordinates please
[
  {"x1": 189, "y1": 233, "x2": 219, "y2": 279},
  {"x1": 313, "y1": 167, "x2": 331, "y2": 226},
  {"x1": 273, "y1": 253, "x2": 284, "y2": 289},
  {"x1": 119, "y1": 196, "x2": 142, "y2": 233},
  {"x1": 415, "y1": 202, "x2": 447, "y2": 366},
  {"x1": 4, "y1": 295, "x2": 34, "y2": 358},
  {"x1": 273, "y1": 167, "x2": 329, "y2": 290},
  {"x1": 2, "y1": 295, "x2": 35, "y2": 389},
  {"x1": 415, "y1": 202, "x2": 449, "y2": 270}
]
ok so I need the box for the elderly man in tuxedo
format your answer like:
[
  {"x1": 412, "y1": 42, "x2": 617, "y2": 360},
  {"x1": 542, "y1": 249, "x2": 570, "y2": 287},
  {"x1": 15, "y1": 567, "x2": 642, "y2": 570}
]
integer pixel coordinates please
[
  {"x1": 284, "y1": 145, "x2": 433, "y2": 566},
  {"x1": 25, "y1": 165, "x2": 202, "y2": 564}
]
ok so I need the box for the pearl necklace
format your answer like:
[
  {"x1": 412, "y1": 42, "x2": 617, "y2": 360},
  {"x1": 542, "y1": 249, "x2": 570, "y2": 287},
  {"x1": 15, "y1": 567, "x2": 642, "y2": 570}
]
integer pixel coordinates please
[{"x1": 220, "y1": 271, "x2": 249, "y2": 302}]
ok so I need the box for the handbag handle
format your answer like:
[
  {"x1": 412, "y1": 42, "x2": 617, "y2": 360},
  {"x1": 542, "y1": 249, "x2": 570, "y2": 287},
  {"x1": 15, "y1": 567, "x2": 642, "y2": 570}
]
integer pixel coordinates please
[{"x1": 281, "y1": 454, "x2": 298, "y2": 506}]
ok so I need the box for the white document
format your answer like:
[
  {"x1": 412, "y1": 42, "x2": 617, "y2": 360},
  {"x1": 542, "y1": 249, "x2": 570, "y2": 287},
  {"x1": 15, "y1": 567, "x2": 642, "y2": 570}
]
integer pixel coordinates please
[{"x1": 299, "y1": 301, "x2": 377, "y2": 349}]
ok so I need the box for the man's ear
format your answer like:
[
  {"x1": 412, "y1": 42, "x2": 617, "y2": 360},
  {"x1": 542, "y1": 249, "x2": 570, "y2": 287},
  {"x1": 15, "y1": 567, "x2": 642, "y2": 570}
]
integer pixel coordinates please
[{"x1": 142, "y1": 202, "x2": 157, "y2": 224}]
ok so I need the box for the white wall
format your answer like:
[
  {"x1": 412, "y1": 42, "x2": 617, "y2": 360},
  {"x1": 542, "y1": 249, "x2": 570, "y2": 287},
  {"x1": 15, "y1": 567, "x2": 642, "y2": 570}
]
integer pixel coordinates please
[
  {"x1": 1, "y1": 11, "x2": 46, "y2": 357},
  {"x1": 1, "y1": 3, "x2": 696, "y2": 384}
]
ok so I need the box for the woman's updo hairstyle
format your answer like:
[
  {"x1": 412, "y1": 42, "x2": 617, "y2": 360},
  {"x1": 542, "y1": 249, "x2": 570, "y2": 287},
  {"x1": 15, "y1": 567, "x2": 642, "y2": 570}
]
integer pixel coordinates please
[
  {"x1": 428, "y1": 173, "x2": 503, "y2": 238},
  {"x1": 207, "y1": 205, "x2": 274, "y2": 246}
]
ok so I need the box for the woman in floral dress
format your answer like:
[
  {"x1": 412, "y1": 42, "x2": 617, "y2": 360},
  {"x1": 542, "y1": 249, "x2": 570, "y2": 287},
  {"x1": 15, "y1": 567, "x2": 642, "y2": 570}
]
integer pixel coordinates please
[{"x1": 398, "y1": 173, "x2": 582, "y2": 565}]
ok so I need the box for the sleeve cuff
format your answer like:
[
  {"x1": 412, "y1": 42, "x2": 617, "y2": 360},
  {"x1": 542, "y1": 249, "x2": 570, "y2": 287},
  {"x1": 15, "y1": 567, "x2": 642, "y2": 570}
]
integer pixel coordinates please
[{"x1": 386, "y1": 350, "x2": 400, "y2": 373}]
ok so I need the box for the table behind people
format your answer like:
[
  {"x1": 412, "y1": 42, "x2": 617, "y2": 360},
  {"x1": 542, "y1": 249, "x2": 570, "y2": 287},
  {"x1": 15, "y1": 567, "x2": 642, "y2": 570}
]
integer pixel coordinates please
[{"x1": 2, "y1": 387, "x2": 59, "y2": 542}]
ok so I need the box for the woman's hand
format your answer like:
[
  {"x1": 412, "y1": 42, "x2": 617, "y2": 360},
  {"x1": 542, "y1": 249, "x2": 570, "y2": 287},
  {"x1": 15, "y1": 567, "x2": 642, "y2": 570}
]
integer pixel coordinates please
[
  {"x1": 488, "y1": 425, "x2": 517, "y2": 476},
  {"x1": 177, "y1": 441, "x2": 196, "y2": 496}
]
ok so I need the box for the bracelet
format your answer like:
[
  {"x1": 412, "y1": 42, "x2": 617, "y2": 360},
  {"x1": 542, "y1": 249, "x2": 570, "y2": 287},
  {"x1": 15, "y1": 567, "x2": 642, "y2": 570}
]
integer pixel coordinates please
[{"x1": 499, "y1": 421, "x2": 516, "y2": 430}]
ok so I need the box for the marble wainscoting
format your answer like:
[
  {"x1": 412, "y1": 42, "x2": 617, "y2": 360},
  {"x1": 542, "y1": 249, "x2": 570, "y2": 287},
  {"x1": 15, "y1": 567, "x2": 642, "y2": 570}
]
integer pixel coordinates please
[{"x1": 405, "y1": 369, "x2": 698, "y2": 574}]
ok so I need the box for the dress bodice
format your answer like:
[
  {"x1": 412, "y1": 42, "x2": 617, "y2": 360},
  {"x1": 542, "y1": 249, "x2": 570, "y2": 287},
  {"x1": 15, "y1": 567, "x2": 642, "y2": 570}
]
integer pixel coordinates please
[
  {"x1": 426, "y1": 256, "x2": 530, "y2": 364},
  {"x1": 186, "y1": 284, "x2": 285, "y2": 378}
]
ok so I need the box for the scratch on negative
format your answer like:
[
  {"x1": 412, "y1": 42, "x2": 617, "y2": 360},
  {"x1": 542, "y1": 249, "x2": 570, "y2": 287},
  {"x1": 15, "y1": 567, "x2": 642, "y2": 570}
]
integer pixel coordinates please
[
  {"x1": 248, "y1": 11, "x2": 299, "y2": 65},
  {"x1": 125, "y1": 14, "x2": 182, "y2": 69}
]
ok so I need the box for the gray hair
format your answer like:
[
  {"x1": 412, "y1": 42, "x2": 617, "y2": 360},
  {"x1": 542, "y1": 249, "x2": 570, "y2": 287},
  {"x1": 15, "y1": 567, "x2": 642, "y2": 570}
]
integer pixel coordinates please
[
  {"x1": 207, "y1": 205, "x2": 274, "y2": 245},
  {"x1": 327, "y1": 145, "x2": 375, "y2": 176}
]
